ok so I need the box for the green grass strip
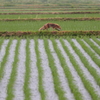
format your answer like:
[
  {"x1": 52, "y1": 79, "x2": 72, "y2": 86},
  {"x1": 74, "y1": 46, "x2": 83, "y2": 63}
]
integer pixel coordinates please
[
  {"x1": 83, "y1": 37, "x2": 100, "y2": 56},
  {"x1": 23, "y1": 38, "x2": 31, "y2": 100},
  {"x1": 60, "y1": 38, "x2": 100, "y2": 100},
  {"x1": 34, "y1": 38, "x2": 46, "y2": 100},
  {"x1": 43, "y1": 38, "x2": 66, "y2": 100},
  {"x1": 6, "y1": 38, "x2": 20, "y2": 100},
  {"x1": 76, "y1": 38, "x2": 100, "y2": 67},
  {"x1": 92, "y1": 38, "x2": 100, "y2": 46},
  {"x1": 51, "y1": 38, "x2": 83, "y2": 100},
  {"x1": 0, "y1": 38, "x2": 12, "y2": 80}
]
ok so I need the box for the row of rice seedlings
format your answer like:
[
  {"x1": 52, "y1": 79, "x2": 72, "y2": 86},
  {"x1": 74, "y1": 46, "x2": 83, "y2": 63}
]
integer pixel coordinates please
[
  {"x1": 13, "y1": 39, "x2": 26, "y2": 100},
  {"x1": 43, "y1": 38, "x2": 66, "y2": 100},
  {"x1": 90, "y1": 39, "x2": 100, "y2": 49},
  {"x1": 83, "y1": 38, "x2": 100, "y2": 55},
  {"x1": 0, "y1": 8, "x2": 99, "y2": 13},
  {"x1": 82, "y1": 39, "x2": 100, "y2": 59},
  {"x1": 0, "y1": 14, "x2": 100, "y2": 19},
  {"x1": 1, "y1": 10, "x2": 100, "y2": 13},
  {"x1": 76, "y1": 38, "x2": 100, "y2": 67},
  {"x1": 0, "y1": 38, "x2": 12, "y2": 80},
  {"x1": 34, "y1": 38, "x2": 46, "y2": 100},
  {"x1": 0, "y1": 37, "x2": 4, "y2": 50},
  {"x1": 60, "y1": 38, "x2": 100, "y2": 100},
  {"x1": 6, "y1": 38, "x2": 20, "y2": 100},
  {"x1": 67, "y1": 38, "x2": 100, "y2": 86},
  {"x1": 51, "y1": 38, "x2": 83, "y2": 100},
  {"x1": 92, "y1": 37, "x2": 100, "y2": 46},
  {"x1": 23, "y1": 38, "x2": 31, "y2": 100}
]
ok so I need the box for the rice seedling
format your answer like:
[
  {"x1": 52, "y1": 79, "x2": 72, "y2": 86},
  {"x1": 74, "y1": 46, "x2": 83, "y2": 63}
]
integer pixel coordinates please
[
  {"x1": 0, "y1": 37, "x2": 4, "y2": 50},
  {"x1": 60, "y1": 38, "x2": 100, "y2": 100},
  {"x1": 0, "y1": 37, "x2": 100, "y2": 100},
  {"x1": 43, "y1": 38, "x2": 66, "y2": 100},
  {"x1": 83, "y1": 37, "x2": 100, "y2": 55},
  {"x1": 92, "y1": 37, "x2": 100, "y2": 46},
  {"x1": 51, "y1": 38, "x2": 83, "y2": 100},
  {"x1": 76, "y1": 38, "x2": 100, "y2": 67},
  {"x1": 6, "y1": 38, "x2": 20, "y2": 100},
  {"x1": 67, "y1": 38, "x2": 100, "y2": 86},
  {"x1": 0, "y1": 2, "x2": 100, "y2": 99},
  {"x1": 0, "y1": 38, "x2": 12, "y2": 80},
  {"x1": 24, "y1": 38, "x2": 31, "y2": 100},
  {"x1": 34, "y1": 38, "x2": 46, "y2": 100}
]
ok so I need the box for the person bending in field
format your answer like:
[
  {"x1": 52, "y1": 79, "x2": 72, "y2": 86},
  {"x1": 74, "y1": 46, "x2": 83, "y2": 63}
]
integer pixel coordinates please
[{"x1": 39, "y1": 23, "x2": 61, "y2": 31}]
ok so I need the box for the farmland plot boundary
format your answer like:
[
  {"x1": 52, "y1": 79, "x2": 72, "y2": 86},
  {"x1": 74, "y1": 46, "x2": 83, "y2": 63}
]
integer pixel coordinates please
[
  {"x1": 0, "y1": 12, "x2": 100, "y2": 15},
  {"x1": 0, "y1": 31, "x2": 100, "y2": 37},
  {"x1": 0, "y1": 18, "x2": 100, "y2": 21}
]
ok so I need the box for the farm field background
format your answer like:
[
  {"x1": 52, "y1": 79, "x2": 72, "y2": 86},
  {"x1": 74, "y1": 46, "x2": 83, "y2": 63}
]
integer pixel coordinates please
[
  {"x1": 0, "y1": 2, "x2": 100, "y2": 33},
  {"x1": 0, "y1": 0, "x2": 100, "y2": 100}
]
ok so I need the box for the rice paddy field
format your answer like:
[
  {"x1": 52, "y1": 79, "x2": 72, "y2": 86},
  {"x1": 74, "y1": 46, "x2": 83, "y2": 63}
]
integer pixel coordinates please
[{"x1": 0, "y1": 3, "x2": 100, "y2": 100}]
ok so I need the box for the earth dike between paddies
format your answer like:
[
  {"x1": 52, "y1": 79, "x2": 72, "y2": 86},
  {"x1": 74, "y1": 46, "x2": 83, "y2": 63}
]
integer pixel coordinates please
[{"x1": 0, "y1": 31, "x2": 100, "y2": 37}]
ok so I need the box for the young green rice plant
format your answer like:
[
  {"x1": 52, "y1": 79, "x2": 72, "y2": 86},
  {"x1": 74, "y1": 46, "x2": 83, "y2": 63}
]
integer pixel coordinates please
[
  {"x1": 0, "y1": 38, "x2": 12, "y2": 80},
  {"x1": 6, "y1": 38, "x2": 20, "y2": 100},
  {"x1": 34, "y1": 37, "x2": 46, "y2": 100},
  {"x1": 83, "y1": 37, "x2": 100, "y2": 55},
  {"x1": 76, "y1": 38, "x2": 100, "y2": 67},
  {"x1": 43, "y1": 38, "x2": 66, "y2": 100},
  {"x1": 92, "y1": 37, "x2": 100, "y2": 46},
  {"x1": 51, "y1": 38, "x2": 83, "y2": 100},
  {"x1": 0, "y1": 14, "x2": 100, "y2": 19},
  {"x1": 60, "y1": 38, "x2": 100, "y2": 100},
  {"x1": 67, "y1": 38, "x2": 100, "y2": 86},
  {"x1": 23, "y1": 38, "x2": 31, "y2": 100},
  {"x1": 0, "y1": 37, "x2": 4, "y2": 50}
]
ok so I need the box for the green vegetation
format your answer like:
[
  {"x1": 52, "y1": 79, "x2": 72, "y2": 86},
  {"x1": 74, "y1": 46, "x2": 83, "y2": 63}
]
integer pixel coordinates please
[
  {"x1": 24, "y1": 38, "x2": 31, "y2": 100},
  {"x1": 0, "y1": 21, "x2": 100, "y2": 31},
  {"x1": 0, "y1": 38, "x2": 12, "y2": 80},
  {"x1": 83, "y1": 38, "x2": 100, "y2": 55},
  {"x1": 0, "y1": 14, "x2": 100, "y2": 19},
  {"x1": 51, "y1": 38, "x2": 83, "y2": 100},
  {"x1": 0, "y1": 1, "x2": 100, "y2": 100},
  {"x1": 44, "y1": 38, "x2": 66, "y2": 100},
  {"x1": 0, "y1": 37, "x2": 4, "y2": 49},
  {"x1": 6, "y1": 38, "x2": 20, "y2": 100},
  {"x1": 65, "y1": 37, "x2": 100, "y2": 86},
  {"x1": 0, "y1": 36, "x2": 100, "y2": 100},
  {"x1": 76, "y1": 38, "x2": 100, "y2": 67},
  {"x1": 61, "y1": 38, "x2": 100, "y2": 100},
  {"x1": 92, "y1": 38, "x2": 100, "y2": 46},
  {"x1": 34, "y1": 38, "x2": 46, "y2": 100}
]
